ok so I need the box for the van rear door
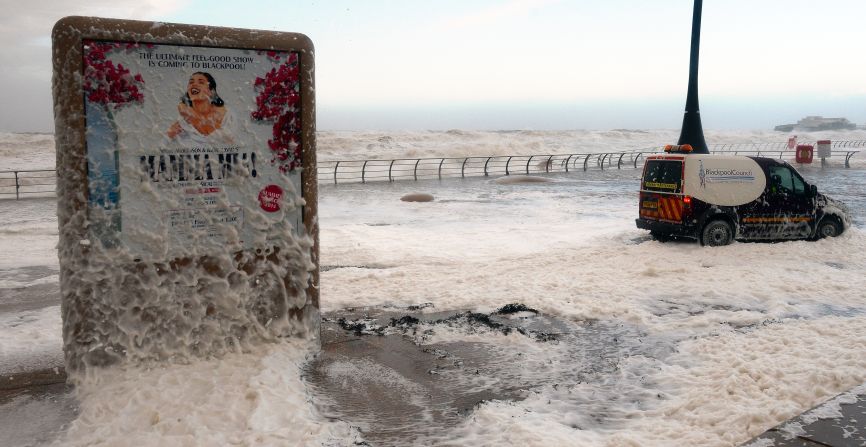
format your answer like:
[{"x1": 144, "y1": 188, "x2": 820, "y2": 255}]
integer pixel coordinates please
[{"x1": 640, "y1": 158, "x2": 684, "y2": 222}]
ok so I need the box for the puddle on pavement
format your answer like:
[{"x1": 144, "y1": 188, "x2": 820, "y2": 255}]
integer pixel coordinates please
[{"x1": 303, "y1": 304, "x2": 674, "y2": 446}]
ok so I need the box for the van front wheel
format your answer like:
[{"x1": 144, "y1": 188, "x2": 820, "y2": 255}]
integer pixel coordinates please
[
  {"x1": 701, "y1": 220, "x2": 733, "y2": 247},
  {"x1": 816, "y1": 219, "x2": 842, "y2": 239}
]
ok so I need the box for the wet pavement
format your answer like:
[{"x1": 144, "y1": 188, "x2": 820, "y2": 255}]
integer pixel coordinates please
[
  {"x1": 2, "y1": 303, "x2": 673, "y2": 446},
  {"x1": 304, "y1": 305, "x2": 866, "y2": 446},
  {"x1": 0, "y1": 267, "x2": 64, "y2": 378},
  {"x1": 745, "y1": 385, "x2": 866, "y2": 446},
  {"x1": 0, "y1": 266, "x2": 59, "y2": 314},
  {"x1": 303, "y1": 304, "x2": 672, "y2": 445},
  {"x1": 1, "y1": 288, "x2": 864, "y2": 446}
]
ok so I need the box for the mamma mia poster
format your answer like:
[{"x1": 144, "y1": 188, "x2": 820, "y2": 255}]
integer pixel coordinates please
[{"x1": 83, "y1": 41, "x2": 303, "y2": 261}]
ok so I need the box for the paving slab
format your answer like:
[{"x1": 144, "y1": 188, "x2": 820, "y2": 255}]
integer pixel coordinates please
[{"x1": 744, "y1": 384, "x2": 866, "y2": 446}]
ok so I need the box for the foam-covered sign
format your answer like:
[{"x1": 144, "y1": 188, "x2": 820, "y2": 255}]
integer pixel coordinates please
[{"x1": 52, "y1": 17, "x2": 318, "y2": 373}]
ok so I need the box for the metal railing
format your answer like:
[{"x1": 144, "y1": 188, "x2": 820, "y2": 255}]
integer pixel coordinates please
[
  {"x1": 320, "y1": 151, "x2": 652, "y2": 184},
  {"x1": 1, "y1": 140, "x2": 863, "y2": 198},
  {"x1": 709, "y1": 140, "x2": 863, "y2": 169},
  {"x1": 0, "y1": 170, "x2": 56, "y2": 199},
  {"x1": 322, "y1": 140, "x2": 865, "y2": 184}
]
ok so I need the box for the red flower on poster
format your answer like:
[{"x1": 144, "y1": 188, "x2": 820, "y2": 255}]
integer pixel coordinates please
[
  {"x1": 251, "y1": 53, "x2": 301, "y2": 173},
  {"x1": 83, "y1": 40, "x2": 146, "y2": 109}
]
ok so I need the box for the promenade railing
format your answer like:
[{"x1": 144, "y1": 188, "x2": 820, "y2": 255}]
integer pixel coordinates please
[
  {"x1": 0, "y1": 169, "x2": 57, "y2": 200},
  {"x1": 1, "y1": 140, "x2": 863, "y2": 198},
  {"x1": 321, "y1": 140, "x2": 864, "y2": 184}
]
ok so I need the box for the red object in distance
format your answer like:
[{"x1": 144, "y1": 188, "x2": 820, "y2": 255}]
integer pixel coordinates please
[
  {"x1": 795, "y1": 144, "x2": 813, "y2": 164},
  {"x1": 258, "y1": 185, "x2": 284, "y2": 212}
]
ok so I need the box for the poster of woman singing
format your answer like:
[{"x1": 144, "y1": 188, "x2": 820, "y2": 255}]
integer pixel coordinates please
[{"x1": 83, "y1": 41, "x2": 303, "y2": 260}]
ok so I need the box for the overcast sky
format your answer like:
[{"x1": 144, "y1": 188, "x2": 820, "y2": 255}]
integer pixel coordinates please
[{"x1": 1, "y1": 0, "x2": 864, "y2": 132}]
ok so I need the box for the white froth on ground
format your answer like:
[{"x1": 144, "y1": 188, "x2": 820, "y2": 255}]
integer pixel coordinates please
[
  {"x1": 2, "y1": 131, "x2": 866, "y2": 445},
  {"x1": 0, "y1": 228, "x2": 58, "y2": 270},
  {"x1": 322, "y1": 230, "x2": 866, "y2": 325},
  {"x1": 58, "y1": 341, "x2": 359, "y2": 447},
  {"x1": 318, "y1": 230, "x2": 866, "y2": 444},
  {"x1": 632, "y1": 316, "x2": 866, "y2": 445},
  {"x1": 0, "y1": 305, "x2": 63, "y2": 375},
  {"x1": 0, "y1": 197, "x2": 58, "y2": 269},
  {"x1": 438, "y1": 313, "x2": 866, "y2": 447},
  {"x1": 316, "y1": 172, "x2": 866, "y2": 444}
]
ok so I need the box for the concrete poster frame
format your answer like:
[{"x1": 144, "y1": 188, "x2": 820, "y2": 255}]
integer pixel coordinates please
[{"x1": 52, "y1": 16, "x2": 318, "y2": 372}]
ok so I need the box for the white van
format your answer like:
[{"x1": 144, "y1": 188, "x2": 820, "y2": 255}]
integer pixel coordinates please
[{"x1": 635, "y1": 146, "x2": 851, "y2": 246}]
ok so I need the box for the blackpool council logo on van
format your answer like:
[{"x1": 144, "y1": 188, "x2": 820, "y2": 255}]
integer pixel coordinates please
[{"x1": 699, "y1": 161, "x2": 755, "y2": 187}]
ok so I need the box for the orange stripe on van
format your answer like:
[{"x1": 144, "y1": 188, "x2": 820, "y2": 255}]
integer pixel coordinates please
[
  {"x1": 742, "y1": 216, "x2": 812, "y2": 223},
  {"x1": 656, "y1": 196, "x2": 683, "y2": 222},
  {"x1": 662, "y1": 197, "x2": 672, "y2": 220},
  {"x1": 658, "y1": 197, "x2": 670, "y2": 219},
  {"x1": 671, "y1": 198, "x2": 682, "y2": 221}
]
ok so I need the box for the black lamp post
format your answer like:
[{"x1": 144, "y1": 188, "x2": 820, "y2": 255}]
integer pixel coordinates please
[{"x1": 677, "y1": 0, "x2": 709, "y2": 154}]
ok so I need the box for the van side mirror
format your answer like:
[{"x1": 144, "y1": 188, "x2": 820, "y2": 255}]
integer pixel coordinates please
[{"x1": 810, "y1": 184, "x2": 818, "y2": 197}]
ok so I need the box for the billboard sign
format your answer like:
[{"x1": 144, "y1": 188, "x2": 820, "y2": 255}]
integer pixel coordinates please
[{"x1": 52, "y1": 17, "x2": 318, "y2": 371}]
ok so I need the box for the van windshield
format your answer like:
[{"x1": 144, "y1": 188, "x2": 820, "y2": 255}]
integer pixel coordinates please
[{"x1": 642, "y1": 160, "x2": 682, "y2": 193}]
